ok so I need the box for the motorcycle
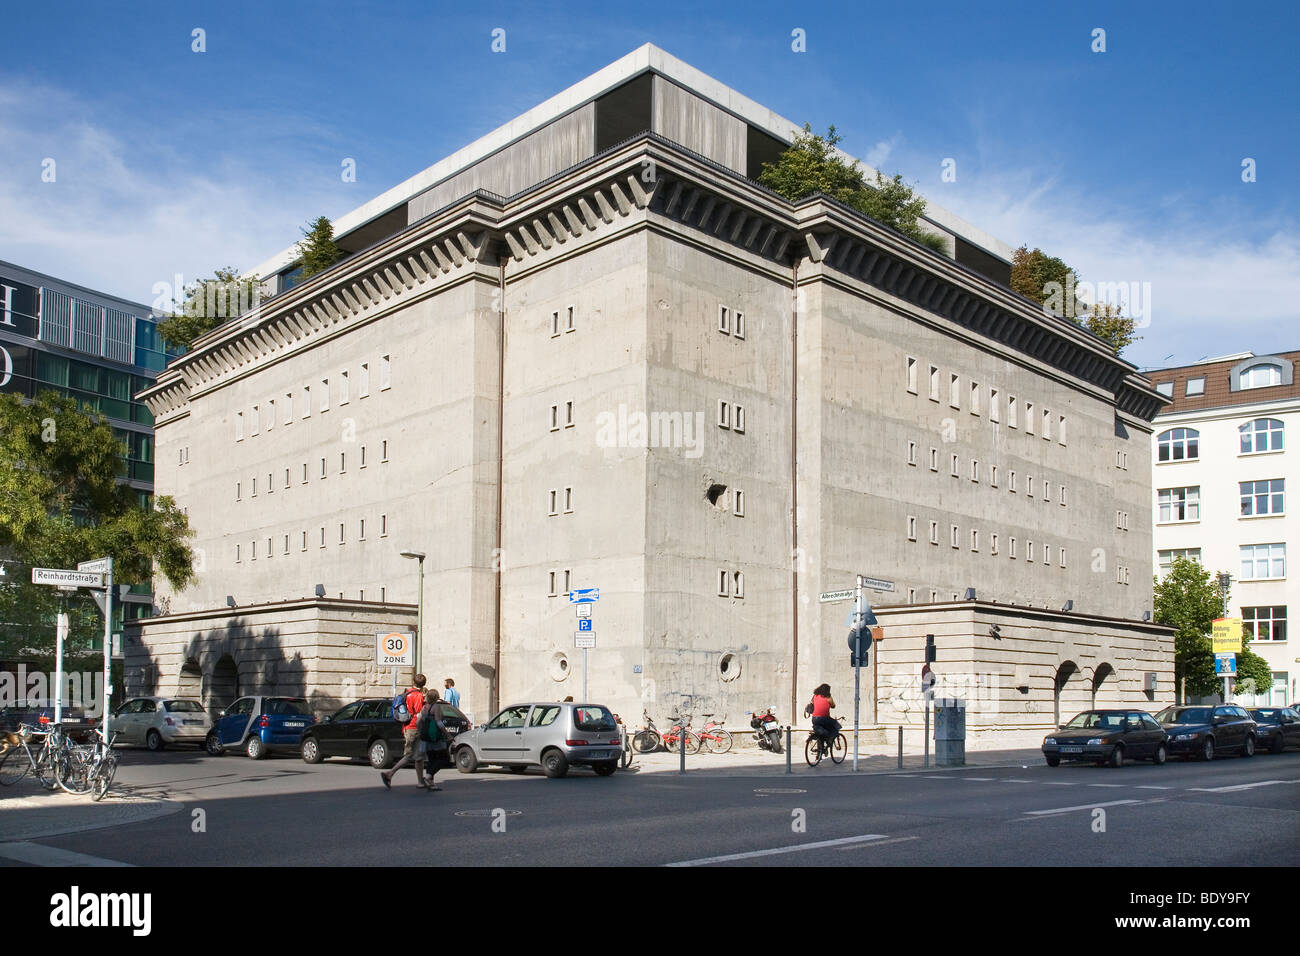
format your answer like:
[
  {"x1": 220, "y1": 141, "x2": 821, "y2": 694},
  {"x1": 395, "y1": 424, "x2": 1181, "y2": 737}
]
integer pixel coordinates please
[{"x1": 747, "y1": 707, "x2": 784, "y2": 753}]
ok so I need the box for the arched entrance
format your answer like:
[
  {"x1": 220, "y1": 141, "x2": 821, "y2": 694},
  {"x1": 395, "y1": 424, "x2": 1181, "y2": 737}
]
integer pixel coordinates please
[
  {"x1": 1091, "y1": 663, "x2": 1116, "y2": 708},
  {"x1": 1054, "y1": 661, "x2": 1080, "y2": 726},
  {"x1": 210, "y1": 655, "x2": 240, "y2": 718},
  {"x1": 178, "y1": 658, "x2": 202, "y2": 699}
]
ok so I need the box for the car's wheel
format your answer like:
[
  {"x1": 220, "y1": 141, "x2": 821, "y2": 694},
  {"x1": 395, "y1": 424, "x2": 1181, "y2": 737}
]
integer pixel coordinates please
[
  {"x1": 1107, "y1": 745, "x2": 1124, "y2": 768},
  {"x1": 205, "y1": 732, "x2": 224, "y2": 756},
  {"x1": 367, "y1": 739, "x2": 390, "y2": 769},
  {"x1": 1241, "y1": 735, "x2": 1255, "y2": 758},
  {"x1": 245, "y1": 736, "x2": 266, "y2": 760},
  {"x1": 145, "y1": 729, "x2": 165, "y2": 752},
  {"x1": 542, "y1": 749, "x2": 569, "y2": 778},
  {"x1": 301, "y1": 736, "x2": 323, "y2": 764},
  {"x1": 1045, "y1": 755, "x2": 1061, "y2": 767},
  {"x1": 1200, "y1": 737, "x2": 1215, "y2": 761},
  {"x1": 593, "y1": 761, "x2": 617, "y2": 776},
  {"x1": 1152, "y1": 743, "x2": 1168, "y2": 765},
  {"x1": 455, "y1": 747, "x2": 479, "y2": 774},
  {"x1": 508, "y1": 764, "x2": 527, "y2": 774}
]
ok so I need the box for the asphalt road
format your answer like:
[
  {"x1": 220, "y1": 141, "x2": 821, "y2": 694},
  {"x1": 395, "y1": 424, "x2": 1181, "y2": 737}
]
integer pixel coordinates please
[{"x1": 3, "y1": 744, "x2": 1297, "y2": 867}]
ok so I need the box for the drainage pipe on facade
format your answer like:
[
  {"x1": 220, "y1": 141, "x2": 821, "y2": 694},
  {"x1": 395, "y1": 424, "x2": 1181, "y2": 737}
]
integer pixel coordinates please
[
  {"x1": 790, "y1": 257, "x2": 799, "y2": 724},
  {"x1": 493, "y1": 256, "x2": 506, "y2": 714}
]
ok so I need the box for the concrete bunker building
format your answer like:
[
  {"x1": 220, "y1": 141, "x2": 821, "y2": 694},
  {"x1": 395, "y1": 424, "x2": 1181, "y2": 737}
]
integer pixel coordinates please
[{"x1": 131, "y1": 45, "x2": 1173, "y2": 744}]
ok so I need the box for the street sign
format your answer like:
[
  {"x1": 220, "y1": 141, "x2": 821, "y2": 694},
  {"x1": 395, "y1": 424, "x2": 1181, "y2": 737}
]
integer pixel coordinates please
[
  {"x1": 860, "y1": 577, "x2": 895, "y2": 593},
  {"x1": 77, "y1": 557, "x2": 113, "y2": 574},
  {"x1": 375, "y1": 631, "x2": 414, "y2": 667},
  {"x1": 819, "y1": 589, "x2": 854, "y2": 604},
  {"x1": 32, "y1": 568, "x2": 103, "y2": 588},
  {"x1": 569, "y1": 588, "x2": 599, "y2": 604},
  {"x1": 575, "y1": 604, "x2": 592, "y2": 618},
  {"x1": 1214, "y1": 653, "x2": 1237, "y2": 676},
  {"x1": 1211, "y1": 618, "x2": 1243, "y2": 654},
  {"x1": 578, "y1": 618, "x2": 593, "y2": 632},
  {"x1": 574, "y1": 633, "x2": 595, "y2": 649}
]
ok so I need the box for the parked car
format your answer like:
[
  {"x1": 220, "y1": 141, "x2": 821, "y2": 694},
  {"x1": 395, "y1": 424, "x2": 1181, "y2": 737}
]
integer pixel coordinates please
[
  {"x1": 113, "y1": 697, "x2": 211, "y2": 751},
  {"x1": 205, "y1": 697, "x2": 316, "y2": 759},
  {"x1": 1155, "y1": 704, "x2": 1257, "y2": 760},
  {"x1": 1042, "y1": 709, "x2": 1169, "y2": 767},
  {"x1": 300, "y1": 697, "x2": 469, "y2": 769},
  {"x1": 1249, "y1": 707, "x2": 1300, "y2": 754},
  {"x1": 0, "y1": 700, "x2": 97, "y2": 740},
  {"x1": 452, "y1": 701, "x2": 623, "y2": 778}
]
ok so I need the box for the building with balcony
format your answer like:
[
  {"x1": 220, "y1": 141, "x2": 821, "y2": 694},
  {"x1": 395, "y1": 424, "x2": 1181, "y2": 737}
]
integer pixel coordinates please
[
  {"x1": 1149, "y1": 351, "x2": 1299, "y2": 705},
  {"x1": 130, "y1": 45, "x2": 1172, "y2": 743}
]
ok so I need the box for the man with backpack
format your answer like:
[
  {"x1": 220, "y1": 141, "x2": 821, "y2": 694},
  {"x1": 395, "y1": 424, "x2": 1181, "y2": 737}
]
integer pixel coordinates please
[
  {"x1": 381, "y1": 673, "x2": 428, "y2": 789},
  {"x1": 418, "y1": 689, "x2": 450, "y2": 791}
]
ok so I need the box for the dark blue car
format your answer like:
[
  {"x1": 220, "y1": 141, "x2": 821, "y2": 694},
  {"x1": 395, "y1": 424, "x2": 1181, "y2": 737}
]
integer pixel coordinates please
[{"x1": 205, "y1": 696, "x2": 316, "y2": 759}]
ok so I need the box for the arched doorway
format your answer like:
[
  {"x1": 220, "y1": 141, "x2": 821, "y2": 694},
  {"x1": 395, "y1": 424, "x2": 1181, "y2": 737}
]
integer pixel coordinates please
[
  {"x1": 1091, "y1": 663, "x2": 1116, "y2": 709},
  {"x1": 178, "y1": 658, "x2": 202, "y2": 699},
  {"x1": 210, "y1": 655, "x2": 240, "y2": 718},
  {"x1": 1054, "y1": 661, "x2": 1079, "y2": 726}
]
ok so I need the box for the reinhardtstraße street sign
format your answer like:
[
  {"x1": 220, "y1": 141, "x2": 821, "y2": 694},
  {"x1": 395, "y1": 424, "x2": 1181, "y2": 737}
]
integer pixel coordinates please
[{"x1": 32, "y1": 568, "x2": 104, "y2": 588}]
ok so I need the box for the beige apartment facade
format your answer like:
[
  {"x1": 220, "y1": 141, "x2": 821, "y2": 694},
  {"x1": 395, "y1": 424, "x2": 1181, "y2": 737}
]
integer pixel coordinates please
[{"x1": 131, "y1": 48, "x2": 1171, "y2": 743}]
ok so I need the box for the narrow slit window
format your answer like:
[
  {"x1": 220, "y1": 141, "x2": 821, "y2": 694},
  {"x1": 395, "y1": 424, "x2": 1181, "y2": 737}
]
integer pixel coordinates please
[
  {"x1": 733, "y1": 405, "x2": 746, "y2": 433},
  {"x1": 565, "y1": 401, "x2": 574, "y2": 427},
  {"x1": 907, "y1": 516, "x2": 917, "y2": 541},
  {"x1": 989, "y1": 388, "x2": 1000, "y2": 423},
  {"x1": 949, "y1": 373, "x2": 960, "y2": 409},
  {"x1": 359, "y1": 363, "x2": 370, "y2": 398},
  {"x1": 734, "y1": 312, "x2": 745, "y2": 339},
  {"x1": 718, "y1": 400, "x2": 730, "y2": 429},
  {"x1": 380, "y1": 355, "x2": 391, "y2": 390},
  {"x1": 906, "y1": 357, "x2": 918, "y2": 394},
  {"x1": 718, "y1": 569, "x2": 730, "y2": 596},
  {"x1": 907, "y1": 440, "x2": 917, "y2": 466},
  {"x1": 718, "y1": 305, "x2": 730, "y2": 334}
]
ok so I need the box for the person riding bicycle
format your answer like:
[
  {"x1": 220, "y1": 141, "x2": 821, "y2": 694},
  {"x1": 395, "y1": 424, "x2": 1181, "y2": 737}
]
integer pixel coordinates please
[{"x1": 806, "y1": 684, "x2": 841, "y2": 742}]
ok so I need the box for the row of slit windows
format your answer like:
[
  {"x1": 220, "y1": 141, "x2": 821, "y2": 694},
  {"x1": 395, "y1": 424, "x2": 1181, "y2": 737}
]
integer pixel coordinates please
[
  {"x1": 235, "y1": 514, "x2": 389, "y2": 561},
  {"x1": 236, "y1": 442, "x2": 388, "y2": 499},
  {"x1": 907, "y1": 440, "x2": 1068, "y2": 506},
  {"x1": 906, "y1": 357, "x2": 1068, "y2": 445},
  {"x1": 905, "y1": 516, "x2": 1068, "y2": 569},
  {"x1": 234, "y1": 355, "x2": 391, "y2": 441}
]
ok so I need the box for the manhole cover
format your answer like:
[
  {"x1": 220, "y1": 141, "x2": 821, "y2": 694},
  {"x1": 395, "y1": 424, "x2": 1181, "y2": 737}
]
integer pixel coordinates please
[
  {"x1": 454, "y1": 809, "x2": 523, "y2": 818},
  {"x1": 753, "y1": 788, "x2": 806, "y2": 794}
]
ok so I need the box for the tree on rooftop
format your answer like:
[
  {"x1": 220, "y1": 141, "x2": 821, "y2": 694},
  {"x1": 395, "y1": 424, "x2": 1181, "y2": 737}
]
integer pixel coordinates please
[
  {"x1": 1011, "y1": 246, "x2": 1141, "y2": 355},
  {"x1": 759, "y1": 124, "x2": 948, "y2": 254},
  {"x1": 157, "y1": 267, "x2": 262, "y2": 351},
  {"x1": 296, "y1": 216, "x2": 343, "y2": 279}
]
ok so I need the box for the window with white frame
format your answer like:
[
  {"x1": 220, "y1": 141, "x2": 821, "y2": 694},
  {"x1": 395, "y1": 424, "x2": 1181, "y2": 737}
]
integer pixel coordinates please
[
  {"x1": 718, "y1": 400, "x2": 730, "y2": 429},
  {"x1": 1043, "y1": 542, "x2": 1050, "y2": 565},
  {"x1": 1240, "y1": 543, "x2": 1286, "y2": 580},
  {"x1": 266, "y1": 399, "x2": 274, "y2": 431},
  {"x1": 1156, "y1": 381, "x2": 1174, "y2": 398},
  {"x1": 1158, "y1": 486, "x2": 1200, "y2": 522},
  {"x1": 1027, "y1": 476, "x2": 1034, "y2": 498},
  {"x1": 550, "y1": 404, "x2": 560, "y2": 431},
  {"x1": 251, "y1": 477, "x2": 257, "y2": 497},
  {"x1": 991, "y1": 465, "x2": 999, "y2": 487},
  {"x1": 340, "y1": 452, "x2": 346, "y2": 473},
  {"x1": 1240, "y1": 363, "x2": 1282, "y2": 389},
  {"x1": 1157, "y1": 428, "x2": 1199, "y2": 462},
  {"x1": 565, "y1": 306, "x2": 575, "y2": 333},
  {"x1": 1242, "y1": 606, "x2": 1287, "y2": 642},
  {"x1": 1043, "y1": 480, "x2": 1051, "y2": 503},
  {"x1": 734, "y1": 311, "x2": 745, "y2": 339},
  {"x1": 970, "y1": 459, "x2": 979, "y2": 482},
  {"x1": 1027, "y1": 539, "x2": 1034, "y2": 563},
  {"x1": 907, "y1": 516, "x2": 917, "y2": 541},
  {"x1": 320, "y1": 378, "x2": 329, "y2": 412},
  {"x1": 1009, "y1": 536, "x2": 1017, "y2": 559},
  {"x1": 302, "y1": 384, "x2": 311, "y2": 417},
  {"x1": 251, "y1": 540, "x2": 256, "y2": 560},
  {"x1": 733, "y1": 571, "x2": 745, "y2": 598},
  {"x1": 382, "y1": 440, "x2": 388, "y2": 461},
  {"x1": 718, "y1": 569, "x2": 730, "y2": 597},
  {"x1": 236, "y1": 543, "x2": 241, "y2": 563},
  {"x1": 283, "y1": 394, "x2": 292, "y2": 425},
  {"x1": 251, "y1": 404, "x2": 259, "y2": 435},
  {"x1": 563, "y1": 487, "x2": 573, "y2": 513},
  {"x1": 380, "y1": 514, "x2": 388, "y2": 537},
  {"x1": 718, "y1": 305, "x2": 730, "y2": 334},
  {"x1": 284, "y1": 468, "x2": 290, "y2": 489},
  {"x1": 1186, "y1": 376, "x2": 1205, "y2": 396},
  {"x1": 1025, "y1": 401, "x2": 1034, "y2": 435},
  {"x1": 951, "y1": 524, "x2": 959, "y2": 549},
  {"x1": 1008, "y1": 396, "x2": 1017, "y2": 428},
  {"x1": 267, "y1": 472, "x2": 273, "y2": 494},
  {"x1": 548, "y1": 490, "x2": 558, "y2": 516},
  {"x1": 970, "y1": 381, "x2": 980, "y2": 416},
  {"x1": 236, "y1": 411, "x2": 244, "y2": 441},
  {"x1": 565, "y1": 401, "x2": 574, "y2": 428},
  {"x1": 733, "y1": 405, "x2": 746, "y2": 433},
  {"x1": 1042, "y1": 409, "x2": 1050, "y2": 439},
  {"x1": 360, "y1": 446, "x2": 367, "y2": 468},
  {"x1": 301, "y1": 530, "x2": 308, "y2": 551},
  {"x1": 907, "y1": 440, "x2": 917, "y2": 466},
  {"x1": 359, "y1": 363, "x2": 370, "y2": 398},
  {"x1": 1241, "y1": 479, "x2": 1285, "y2": 516},
  {"x1": 733, "y1": 489, "x2": 745, "y2": 516},
  {"x1": 951, "y1": 453, "x2": 959, "y2": 477},
  {"x1": 338, "y1": 523, "x2": 345, "y2": 544},
  {"x1": 380, "y1": 355, "x2": 391, "y2": 390},
  {"x1": 991, "y1": 533, "x2": 999, "y2": 555},
  {"x1": 320, "y1": 527, "x2": 326, "y2": 548},
  {"x1": 989, "y1": 387, "x2": 1000, "y2": 423},
  {"x1": 1009, "y1": 470, "x2": 1017, "y2": 492},
  {"x1": 551, "y1": 311, "x2": 561, "y2": 337},
  {"x1": 929, "y1": 447, "x2": 938, "y2": 472},
  {"x1": 1058, "y1": 415, "x2": 1066, "y2": 445},
  {"x1": 1059, "y1": 547, "x2": 1066, "y2": 568},
  {"x1": 971, "y1": 529, "x2": 979, "y2": 552},
  {"x1": 320, "y1": 457, "x2": 327, "y2": 478},
  {"x1": 1157, "y1": 548, "x2": 1201, "y2": 579},
  {"x1": 906, "y1": 357, "x2": 918, "y2": 394},
  {"x1": 236, "y1": 481, "x2": 241, "y2": 501},
  {"x1": 283, "y1": 534, "x2": 290, "y2": 555},
  {"x1": 1240, "y1": 418, "x2": 1284, "y2": 454},
  {"x1": 359, "y1": 519, "x2": 366, "y2": 540},
  {"x1": 929, "y1": 366, "x2": 940, "y2": 401},
  {"x1": 338, "y1": 370, "x2": 349, "y2": 404},
  {"x1": 929, "y1": 520, "x2": 939, "y2": 545},
  {"x1": 949, "y1": 373, "x2": 960, "y2": 409},
  {"x1": 1060, "y1": 485, "x2": 1067, "y2": 507}
]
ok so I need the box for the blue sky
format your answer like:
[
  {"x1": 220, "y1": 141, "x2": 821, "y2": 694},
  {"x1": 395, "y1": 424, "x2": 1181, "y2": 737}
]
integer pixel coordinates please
[{"x1": 2, "y1": 0, "x2": 1296, "y2": 370}]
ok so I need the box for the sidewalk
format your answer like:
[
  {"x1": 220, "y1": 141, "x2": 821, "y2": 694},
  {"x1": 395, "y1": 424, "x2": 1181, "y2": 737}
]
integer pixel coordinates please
[
  {"x1": 624, "y1": 741, "x2": 1046, "y2": 777},
  {"x1": 0, "y1": 788, "x2": 181, "y2": 842}
]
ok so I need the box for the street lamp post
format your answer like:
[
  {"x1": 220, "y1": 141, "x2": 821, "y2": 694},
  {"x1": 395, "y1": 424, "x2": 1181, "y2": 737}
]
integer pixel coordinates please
[{"x1": 400, "y1": 551, "x2": 426, "y2": 675}]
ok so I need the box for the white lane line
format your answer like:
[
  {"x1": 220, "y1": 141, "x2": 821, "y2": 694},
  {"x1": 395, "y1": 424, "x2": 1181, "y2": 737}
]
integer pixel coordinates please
[
  {"x1": 837, "y1": 836, "x2": 919, "y2": 851},
  {"x1": 0, "y1": 841, "x2": 133, "y2": 867},
  {"x1": 963, "y1": 777, "x2": 995, "y2": 781},
  {"x1": 1023, "y1": 799, "x2": 1142, "y2": 817},
  {"x1": 1088, "y1": 783, "x2": 1125, "y2": 788},
  {"x1": 666, "y1": 833, "x2": 889, "y2": 866},
  {"x1": 1044, "y1": 781, "x2": 1077, "y2": 786},
  {"x1": 1001, "y1": 779, "x2": 1034, "y2": 783},
  {"x1": 1135, "y1": 785, "x2": 1172, "y2": 790},
  {"x1": 1187, "y1": 779, "x2": 1300, "y2": 793},
  {"x1": 890, "y1": 774, "x2": 917, "y2": 778}
]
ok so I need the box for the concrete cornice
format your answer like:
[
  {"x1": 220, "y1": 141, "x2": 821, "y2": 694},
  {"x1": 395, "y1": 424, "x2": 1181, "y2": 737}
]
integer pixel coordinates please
[
  {"x1": 871, "y1": 600, "x2": 1175, "y2": 636},
  {"x1": 126, "y1": 597, "x2": 417, "y2": 628}
]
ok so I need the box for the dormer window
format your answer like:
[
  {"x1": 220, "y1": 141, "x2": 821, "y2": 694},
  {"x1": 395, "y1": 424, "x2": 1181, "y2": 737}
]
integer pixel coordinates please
[{"x1": 1230, "y1": 356, "x2": 1292, "y2": 392}]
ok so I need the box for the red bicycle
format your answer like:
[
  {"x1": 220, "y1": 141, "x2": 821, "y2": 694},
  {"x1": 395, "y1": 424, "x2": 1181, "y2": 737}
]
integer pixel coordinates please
[
  {"x1": 692, "y1": 713, "x2": 733, "y2": 754},
  {"x1": 631, "y1": 710, "x2": 700, "y2": 754}
]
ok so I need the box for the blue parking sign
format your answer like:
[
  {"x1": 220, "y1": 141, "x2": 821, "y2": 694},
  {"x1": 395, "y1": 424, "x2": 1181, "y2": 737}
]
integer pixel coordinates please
[{"x1": 578, "y1": 619, "x2": 593, "y2": 631}]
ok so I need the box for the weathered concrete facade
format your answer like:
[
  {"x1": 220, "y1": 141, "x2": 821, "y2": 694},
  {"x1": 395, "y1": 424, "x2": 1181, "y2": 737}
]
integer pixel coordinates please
[{"x1": 134, "y1": 50, "x2": 1171, "y2": 739}]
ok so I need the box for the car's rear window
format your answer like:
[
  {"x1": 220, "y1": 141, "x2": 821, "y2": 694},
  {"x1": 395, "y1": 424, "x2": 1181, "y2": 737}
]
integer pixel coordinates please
[
  {"x1": 164, "y1": 700, "x2": 204, "y2": 713},
  {"x1": 1252, "y1": 709, "x2": 1279, "y2": 721},
  {"x1": 1156, "y1": 707, "x2": 1209, "y2": 723},
  {"x1": 265, "y1": 698, "x2": 311, "y2": 716},
  {"x1": 573, "y1": 706, "x2": 616, "y2": 732}
]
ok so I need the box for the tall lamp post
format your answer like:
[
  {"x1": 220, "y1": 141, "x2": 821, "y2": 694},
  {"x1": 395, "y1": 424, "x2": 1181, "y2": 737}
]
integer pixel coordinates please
[{"x1": 400, "y1": 551, "x2": 426, "y2": 675}]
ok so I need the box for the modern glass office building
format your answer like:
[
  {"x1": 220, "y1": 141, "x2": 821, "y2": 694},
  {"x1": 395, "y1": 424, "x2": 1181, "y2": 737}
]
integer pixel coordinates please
[{"x1": 0, "y1": 259, "x2": 181, "y2": 628}]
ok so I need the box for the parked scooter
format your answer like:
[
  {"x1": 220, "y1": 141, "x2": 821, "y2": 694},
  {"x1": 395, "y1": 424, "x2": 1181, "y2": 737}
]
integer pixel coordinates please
[{"x1": 747, "y1": 707, "x2": 784, "y2": 753}]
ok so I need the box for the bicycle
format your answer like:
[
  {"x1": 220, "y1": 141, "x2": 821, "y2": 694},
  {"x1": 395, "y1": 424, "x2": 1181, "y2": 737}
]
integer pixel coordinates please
[
  {"x1": 805, "y1": 716, "x2": 848, "y2": 767},
  {"x1": 0, "y1": 721, "x2": 75, "y2": 794},
  {"x1": 613, "y1": 713, "x2": 634, "y2": 769},
  {"x1": 631, "y1": 710, "x2": 700, "y2": 754},
  {"x1": 84, "y1": 728, "x2": 122, "y2": 801},
  {"x1": 694, "y1": 713, "x2": 733, "y2": 754}
]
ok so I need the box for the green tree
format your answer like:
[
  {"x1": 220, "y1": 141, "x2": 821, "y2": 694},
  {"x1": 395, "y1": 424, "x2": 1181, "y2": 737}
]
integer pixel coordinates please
[
  {"x1": 296, "y1": 216, "x2": 343, "y2": 278},
  {"x1": 759, "y1": 125, "x2": 948, "y2": 253},
  {"x1": 0, "y1": 392, "x2": 196, "y2": 658},
  {"x1": 1154, "y1": 557, "x2": 1226, "y2": 701},
  {"x1": 1010, "y1": 246, "x2": 1140, "y2": 355},
  {"x1": 157, "y1": 266, "x2": 262, "y2": 350}
]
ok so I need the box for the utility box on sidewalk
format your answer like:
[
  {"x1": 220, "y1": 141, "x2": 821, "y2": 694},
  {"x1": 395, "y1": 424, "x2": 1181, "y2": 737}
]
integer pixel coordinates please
[{"x1": 934, "y1": 698, "x2": 966, "y2": 766}]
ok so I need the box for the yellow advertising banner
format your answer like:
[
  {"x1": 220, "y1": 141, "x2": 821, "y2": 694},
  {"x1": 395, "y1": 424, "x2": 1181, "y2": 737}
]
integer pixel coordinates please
[{"x1": 1211, "y1": 618, "x2": 1243, "y2": 653}]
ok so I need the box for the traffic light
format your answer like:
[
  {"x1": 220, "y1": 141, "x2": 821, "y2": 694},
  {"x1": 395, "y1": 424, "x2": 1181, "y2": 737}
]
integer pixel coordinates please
[{"x1": 925, "y1": 633, "x2": 936, "y2": 663}]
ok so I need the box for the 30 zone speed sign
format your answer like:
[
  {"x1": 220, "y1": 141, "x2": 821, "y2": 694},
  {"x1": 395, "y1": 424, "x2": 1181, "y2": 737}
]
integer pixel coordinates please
[{"x1": 375, "y1": 631, "x2": 414, "y2": 667}]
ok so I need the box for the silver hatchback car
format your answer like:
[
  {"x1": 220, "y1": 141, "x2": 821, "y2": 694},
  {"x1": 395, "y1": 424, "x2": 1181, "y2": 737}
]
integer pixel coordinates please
[
  {"x1": 452, "y1": 702, "x2": 622, "y2": 777},
  {"x1": 113, "y1": 697, "x2": 212, "y2": 751}
]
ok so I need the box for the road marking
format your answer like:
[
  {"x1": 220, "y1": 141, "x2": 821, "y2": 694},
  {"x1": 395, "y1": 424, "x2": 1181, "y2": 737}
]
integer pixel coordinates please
[
  {"x1": 1043, "y1": 781, "x2": 1077, "y2": 786},
  {"x1": 1088, "y1": 783, "x2": 1125, "y2": 788},
  {"x1": 0, "y1": 841, "x2": 133, "y2": 867},
  {"x1": 963, "y1": 777, "x2": 995, "y2": 781},
  {"x1": 1000, "y1": 778, "x2": 1033, "y2": 783},
  {"x1": 1023, "y1": 799, "x2": 1142, "y2": 817},
  {"x1": 890, "y1": 774, "x2": 917, "y2": 778},
  {"x1": 836, "y1": 836, "x2": 919, "y2": 851},
  {"x1": 1187, "y1": 779, "x2": 1300, "y2": 793},
  {"x1": 1135, "y1": 785, "x2": 1172, "y2": 790},
  {"x1": 666, "y1": 833, "x2": 889, "y2": 866}
]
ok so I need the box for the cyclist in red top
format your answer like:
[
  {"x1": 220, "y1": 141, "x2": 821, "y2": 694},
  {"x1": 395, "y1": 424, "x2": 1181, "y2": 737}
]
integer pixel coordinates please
[
  {"x1": 808, "y1": 683, "x2": 841, "y2": 741},
  {"x1": 381, "y1": 674, "x2": 429, "y2": 789}
]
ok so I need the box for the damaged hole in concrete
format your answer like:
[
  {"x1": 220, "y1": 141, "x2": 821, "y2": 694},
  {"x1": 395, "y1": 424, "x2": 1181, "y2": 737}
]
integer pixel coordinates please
[
  {"x1": 719, "y1": 652, "x2": 741, "y2": 682},
  {"x1": 550, "y1": 651, "x2": 571, "y2": 682},
  {"x1": 706, "y1": 482, "x2": 728, "y2": 506}
]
